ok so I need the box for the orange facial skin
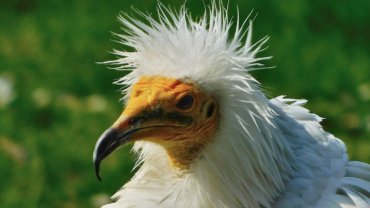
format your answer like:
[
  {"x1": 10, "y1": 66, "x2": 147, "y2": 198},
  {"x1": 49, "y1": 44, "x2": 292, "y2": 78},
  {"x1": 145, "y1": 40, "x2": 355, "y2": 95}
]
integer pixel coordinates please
[{"x1": 112, "y1": 76, "x2": 219, "y2": 170}]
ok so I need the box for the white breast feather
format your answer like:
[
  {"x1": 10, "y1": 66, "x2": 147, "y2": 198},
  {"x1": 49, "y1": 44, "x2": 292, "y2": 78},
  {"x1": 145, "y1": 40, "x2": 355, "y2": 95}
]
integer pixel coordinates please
[{"x1": 102, "y1": 3, "x2": 370, "y2": 208}]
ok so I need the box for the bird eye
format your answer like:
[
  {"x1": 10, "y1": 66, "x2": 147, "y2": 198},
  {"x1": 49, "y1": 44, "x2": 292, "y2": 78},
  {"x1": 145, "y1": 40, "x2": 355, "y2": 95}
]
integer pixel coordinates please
[{"x1": 176, "y1": 94, "x2": 194, "y2": 110}]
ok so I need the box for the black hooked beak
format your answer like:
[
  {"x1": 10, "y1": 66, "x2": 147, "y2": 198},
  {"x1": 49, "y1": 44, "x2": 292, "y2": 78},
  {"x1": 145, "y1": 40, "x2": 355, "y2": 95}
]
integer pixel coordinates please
[
  {"x1": 93, "y1": 124, "x2": 173, "y2": 181},
  {"x1": 93, "y1": 108, "x2": 189, "y2": 181},
  {"x1": 93, "y1": 127, "x2": 139, "y2": 181}
]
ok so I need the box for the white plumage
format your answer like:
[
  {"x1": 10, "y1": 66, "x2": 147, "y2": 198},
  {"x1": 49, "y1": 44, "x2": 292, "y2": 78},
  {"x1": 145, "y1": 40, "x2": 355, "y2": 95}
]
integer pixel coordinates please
[{"x1": 96, "y1": 3, "x2": 370, "y2": 208}]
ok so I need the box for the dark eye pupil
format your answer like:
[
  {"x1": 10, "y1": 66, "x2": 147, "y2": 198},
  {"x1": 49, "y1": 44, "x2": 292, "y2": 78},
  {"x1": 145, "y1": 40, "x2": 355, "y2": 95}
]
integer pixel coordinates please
[{"x1": 176, "y1": 95, "x2": 193, "y2": 109}]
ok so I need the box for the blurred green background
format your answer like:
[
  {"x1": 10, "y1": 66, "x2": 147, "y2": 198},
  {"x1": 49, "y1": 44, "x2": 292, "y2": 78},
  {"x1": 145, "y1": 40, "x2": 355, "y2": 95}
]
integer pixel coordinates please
[{"x1": 0, "y1": 0, "x2": 369, "y2": 207}]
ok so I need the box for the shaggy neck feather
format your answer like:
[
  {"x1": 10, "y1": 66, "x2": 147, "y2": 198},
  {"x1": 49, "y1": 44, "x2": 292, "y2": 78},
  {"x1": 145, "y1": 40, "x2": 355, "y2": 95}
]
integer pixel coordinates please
[{"x1": 129, "y1": 89, "x2": 295, "y2": 208}]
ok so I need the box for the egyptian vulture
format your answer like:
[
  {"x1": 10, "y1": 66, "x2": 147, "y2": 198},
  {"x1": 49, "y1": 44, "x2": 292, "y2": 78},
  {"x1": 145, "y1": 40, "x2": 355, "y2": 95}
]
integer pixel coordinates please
[{"x1": 93, "y1": 3, "x2": 370, "y2": 208}]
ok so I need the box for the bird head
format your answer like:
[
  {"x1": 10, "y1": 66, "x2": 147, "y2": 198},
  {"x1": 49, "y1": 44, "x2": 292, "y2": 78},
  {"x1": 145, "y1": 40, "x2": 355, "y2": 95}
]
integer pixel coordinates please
[
  {"x1": 92, "y1": 4, "x2": 271, "y2": 181},
  {"x1": 92, "y1": 7, "x2": 292, "y2": 205},
  {"x1": 94, "y1": 76, "x2": 219, "y2": 179}
]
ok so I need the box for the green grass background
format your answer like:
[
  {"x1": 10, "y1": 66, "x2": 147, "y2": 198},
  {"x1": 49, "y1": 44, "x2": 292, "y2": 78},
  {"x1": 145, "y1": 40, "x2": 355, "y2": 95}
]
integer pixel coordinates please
[{"x1": 0, "y1": 0, "x2": 369, "y2": 207}]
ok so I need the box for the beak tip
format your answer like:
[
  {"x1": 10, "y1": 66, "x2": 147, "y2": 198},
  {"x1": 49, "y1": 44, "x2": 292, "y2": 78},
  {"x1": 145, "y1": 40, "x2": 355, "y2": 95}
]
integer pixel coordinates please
[
  {"x1": 94, "y1": 161, "x2": 102, "y2": 181},
  {"x1": 93, "y1": 126, "x2": 131, "y2": 182},
  {"x1": 93, "y1": 146, "x2": 102, "y2": 181},
  {"x1": 93, "y1": 127, "x2": 120, "y2": 182}
]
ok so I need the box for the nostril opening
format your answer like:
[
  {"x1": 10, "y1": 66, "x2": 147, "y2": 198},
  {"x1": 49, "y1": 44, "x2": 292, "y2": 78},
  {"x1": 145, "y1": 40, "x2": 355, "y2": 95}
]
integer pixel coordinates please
[
  {"x1": 128, "y1": 118, "x2": 135, "y2": 126},
  {"x1": 129, "y1": 116, "x2": 143, "y2": 126}
]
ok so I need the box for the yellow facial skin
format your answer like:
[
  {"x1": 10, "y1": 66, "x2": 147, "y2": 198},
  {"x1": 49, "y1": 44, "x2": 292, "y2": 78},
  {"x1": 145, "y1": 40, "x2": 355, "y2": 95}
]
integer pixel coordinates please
[{"x1": 112, "y1": 76, "x2": 219, "y2": 170}]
